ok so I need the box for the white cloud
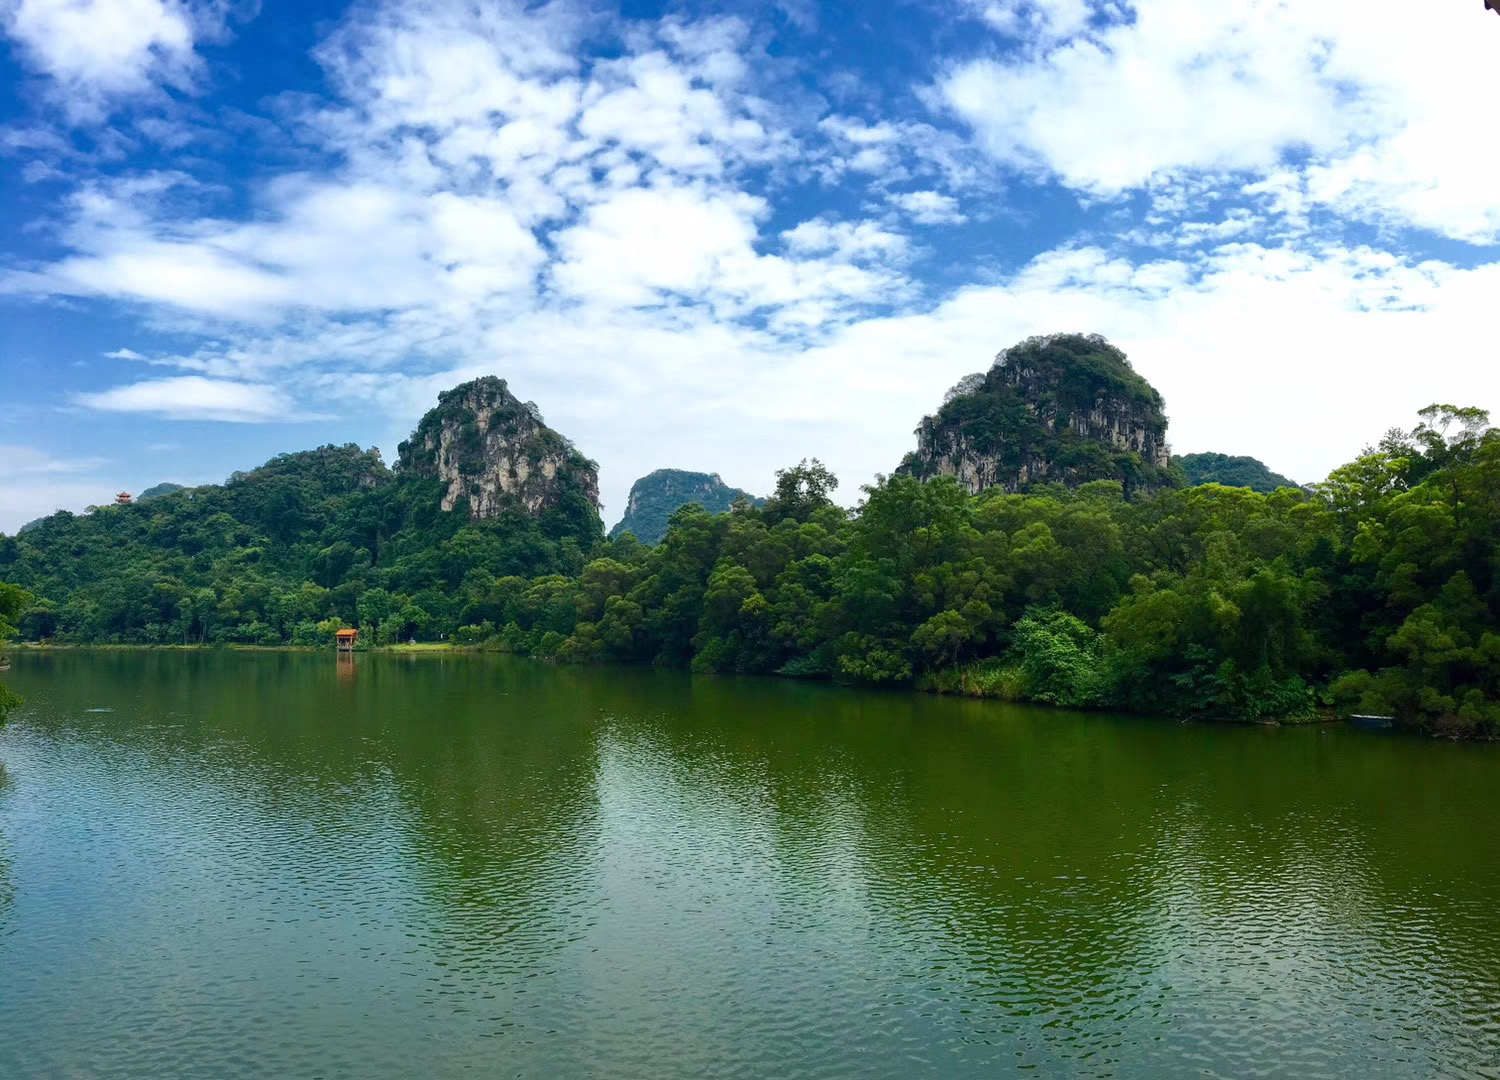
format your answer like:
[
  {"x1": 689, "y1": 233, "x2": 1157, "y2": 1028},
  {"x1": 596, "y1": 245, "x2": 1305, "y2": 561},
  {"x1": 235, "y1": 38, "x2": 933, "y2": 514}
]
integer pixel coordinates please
[
  {"x1": 888, "y1": 190, "x2": 966, "y2": 225},
  {"x1": 5, "y1": 2, "x2": 914, "y2": 341},
  {"x1": 766, "y1": 242, "x2": 1500, "y2": 499},
  {"x1": 940, "y1": 4, "x2": 1361, "y2": 193},
  {"x1": 781, "y1": 218, "x2": 908, "y2": 262},
  {"x1": 552, "y1": 185, "x2": 766, "y2": 307},
  {"x1": 962, "y1": 0, "x2": 1095, "y2": 41},
  {"x1": 938, "y1": 0, "x2": 1500, "y2": 242},
  {"x1": 1, "y1": 0, "x2": 232, "y2": 118},
  {"x1": 577, "y1": 46, "x2": 775, "y2": 174},
  {"x1": 75, "y1": 375, "x2": 308, "y2": 422},
  {"x1": 3, "y1": 0, "x2": 1499, "y2": 527}
]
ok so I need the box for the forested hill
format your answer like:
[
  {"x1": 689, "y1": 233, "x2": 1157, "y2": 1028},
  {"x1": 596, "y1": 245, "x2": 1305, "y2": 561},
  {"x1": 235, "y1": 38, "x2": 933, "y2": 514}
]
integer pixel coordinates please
[
  {"x1": 0, "y1": 386, "x2": 606, "y2": 647},
  {"x1": 610, "y1": 469, "x2": 764, "y2": 545},
  {"x1": 139, "y1": 482, "x2": 187, "y2": 500},
  {"x1": 1174, "y1": 453, "x2": 1299, "y2": 493}
]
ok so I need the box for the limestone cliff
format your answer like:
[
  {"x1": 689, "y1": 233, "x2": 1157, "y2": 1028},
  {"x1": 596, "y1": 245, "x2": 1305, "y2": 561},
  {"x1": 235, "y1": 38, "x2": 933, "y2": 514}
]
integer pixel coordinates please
[
  {"x1": 396, "y1": 376, "x2": 601, "y2": 524},
  {"x1": 900, "y1": 333, "x2": 1173, "y2": 496},
  {"x1": 609, "y1": 469, "x2": 763, "y2": 545}
]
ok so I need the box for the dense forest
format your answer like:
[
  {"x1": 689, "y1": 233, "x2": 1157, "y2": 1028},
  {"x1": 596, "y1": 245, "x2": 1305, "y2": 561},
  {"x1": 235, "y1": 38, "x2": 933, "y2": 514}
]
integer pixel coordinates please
[{"x1": 3, "y1": 346, "x2": 1499, "y2": 736}]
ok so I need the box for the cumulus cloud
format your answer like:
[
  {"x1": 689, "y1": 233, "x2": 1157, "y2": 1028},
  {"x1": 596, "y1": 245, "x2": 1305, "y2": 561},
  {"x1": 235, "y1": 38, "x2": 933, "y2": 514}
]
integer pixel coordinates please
[
  {"x1": 939, "y1": 0, "x2": 1500, "y2": 242},
  {"x1": 1, "y1": 0, "x2": 236, "y2": 118},
  {"x1": 888, "y1": 190, "x2": 966, "y2": 225},
  {"x1": 788, "y1": 242, "x2": 1500, "y2": 493},
  {"x1": 961, "y1": 0, "x2": 1096, "y2": 42}
]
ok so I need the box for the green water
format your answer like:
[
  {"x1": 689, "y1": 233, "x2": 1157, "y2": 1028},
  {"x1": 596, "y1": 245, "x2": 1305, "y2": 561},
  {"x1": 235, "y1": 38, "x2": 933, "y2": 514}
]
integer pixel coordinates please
[{"x1": 1, "y1": 651, "x2": 1498, "y2": 1079}]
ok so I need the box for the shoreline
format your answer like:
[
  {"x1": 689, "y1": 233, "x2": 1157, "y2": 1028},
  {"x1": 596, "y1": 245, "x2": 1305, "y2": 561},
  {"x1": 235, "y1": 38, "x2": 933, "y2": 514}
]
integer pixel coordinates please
[{"x1": 7, "y1": 640, "x2": 1397, "y2": 732}]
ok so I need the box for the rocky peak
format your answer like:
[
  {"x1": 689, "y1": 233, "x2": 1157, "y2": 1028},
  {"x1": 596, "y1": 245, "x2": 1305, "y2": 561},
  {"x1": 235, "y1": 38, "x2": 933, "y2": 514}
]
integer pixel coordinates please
[
  {"x1": 609, "y1": 468, "x2": 763, "y2": 545},
  {"x1": 396, "y1": 376, "x2": 600, "y2": 521},
  {"x1": 899, "y1": 333, "x2": 1173, "y2": 496}
]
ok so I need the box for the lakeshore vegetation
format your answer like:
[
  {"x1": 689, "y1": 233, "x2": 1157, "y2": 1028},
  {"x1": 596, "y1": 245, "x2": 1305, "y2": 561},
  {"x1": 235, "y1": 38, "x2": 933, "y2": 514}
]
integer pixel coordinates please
[{"x1": 3, "y1": 404, "x2": 1500, "y2": 735}]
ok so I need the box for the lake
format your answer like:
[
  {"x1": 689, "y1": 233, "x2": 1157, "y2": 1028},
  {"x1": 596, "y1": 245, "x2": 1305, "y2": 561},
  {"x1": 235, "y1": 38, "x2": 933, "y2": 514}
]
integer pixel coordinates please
[{"x1": 1, "y1": 650, "x2": 1498, "y2": 1079}]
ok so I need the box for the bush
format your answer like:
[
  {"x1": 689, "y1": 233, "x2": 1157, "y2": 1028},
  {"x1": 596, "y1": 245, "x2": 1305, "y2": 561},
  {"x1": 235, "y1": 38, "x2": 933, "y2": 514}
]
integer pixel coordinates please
[
  {"x1": 918, "y1": 658, "x2": 1027, "y2": 699},
  {"x1": 453, "y1": 621, "x2": 495, "y2": 646},
  {"x1": 834, "y1": 633, "x2": 912, "y2": 684},
  {"x1": 1011, "y1": 607, "x2": 1105, "y2": 707}
]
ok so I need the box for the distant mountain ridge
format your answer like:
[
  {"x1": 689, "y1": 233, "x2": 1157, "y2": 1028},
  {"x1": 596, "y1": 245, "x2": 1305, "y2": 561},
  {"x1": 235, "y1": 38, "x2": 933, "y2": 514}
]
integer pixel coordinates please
[
  {"x1": 1174, "y1": 453, "x2": 1299, "y2": 493},
  {"x1": 610, "y1": 469, "x2": 763, "y2": 545},
  {"x1": 138, "y1": 482, "x2": 187, "y2": 500}
]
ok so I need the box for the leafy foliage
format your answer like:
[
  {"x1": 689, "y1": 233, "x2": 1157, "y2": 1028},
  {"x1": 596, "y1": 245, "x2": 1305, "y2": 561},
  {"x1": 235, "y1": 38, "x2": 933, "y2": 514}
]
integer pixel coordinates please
[
  {"x1": 0, "y1": 581, "x2": 34, "y2": 723},
  {"x1": 0, "y1": 443, "x2": 589, "y2": 648}
]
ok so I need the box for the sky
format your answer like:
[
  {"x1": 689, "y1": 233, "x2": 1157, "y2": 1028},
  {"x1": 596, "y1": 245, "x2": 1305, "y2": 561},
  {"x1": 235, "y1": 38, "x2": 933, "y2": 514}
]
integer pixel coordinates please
[{"x1": 2, "y1": 0, "x2": 1499, "y2": 534}]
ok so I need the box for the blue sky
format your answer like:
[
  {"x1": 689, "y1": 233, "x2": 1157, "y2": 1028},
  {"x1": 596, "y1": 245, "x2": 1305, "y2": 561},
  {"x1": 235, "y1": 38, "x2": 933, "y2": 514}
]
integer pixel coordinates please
[{"x1": 3, "y1": 0, "x2": 1498, "y2": 533}]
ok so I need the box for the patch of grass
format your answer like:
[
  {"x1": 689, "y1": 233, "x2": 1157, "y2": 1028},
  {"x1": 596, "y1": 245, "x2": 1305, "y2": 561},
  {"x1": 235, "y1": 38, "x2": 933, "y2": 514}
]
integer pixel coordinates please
[{"x1": 918, "y1": 658, "x2": 1028, "y2": 700}]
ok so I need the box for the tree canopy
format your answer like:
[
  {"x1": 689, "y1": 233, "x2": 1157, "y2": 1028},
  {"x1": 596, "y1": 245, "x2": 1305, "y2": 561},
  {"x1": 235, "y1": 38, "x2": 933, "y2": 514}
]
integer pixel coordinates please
[{"x1": 0, "y1": 580, "x2": 33, "y2": 723}]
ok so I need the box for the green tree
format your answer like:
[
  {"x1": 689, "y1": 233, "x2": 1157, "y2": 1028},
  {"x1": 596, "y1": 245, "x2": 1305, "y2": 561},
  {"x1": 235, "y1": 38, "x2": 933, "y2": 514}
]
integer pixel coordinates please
[
  {"x1": 1, "y1": 582, "x2": 37, "y2": 723},
  {"x1": 357, "y1": 587, "x2": 393, "y2": 640},
  {"x1": 1011, "y1": 607, "x2": 1104, "y2": 706},
  {"x1": 763, "y1": 459, "x2": 839, "y2": 525}
]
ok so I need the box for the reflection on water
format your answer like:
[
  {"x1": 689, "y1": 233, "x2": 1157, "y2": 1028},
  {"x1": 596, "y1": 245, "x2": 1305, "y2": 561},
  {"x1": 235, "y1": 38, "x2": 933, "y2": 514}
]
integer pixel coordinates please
[
  {"x1": 0, "y1": 650, "x2": 1498, "y2": 1079},
  {"x1": 0, "y1": 761, "x2": 11, "y2": 923}
]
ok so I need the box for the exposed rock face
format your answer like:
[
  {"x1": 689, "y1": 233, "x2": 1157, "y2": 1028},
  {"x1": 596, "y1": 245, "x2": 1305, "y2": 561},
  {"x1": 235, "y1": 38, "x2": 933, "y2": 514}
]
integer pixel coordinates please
[
  {"x1": 609, "y1": 469, "x2": 763, "y2": 545},
  {"x1": 396, "y1": 376, "x2": 600, "y2": 521},
  {"x1": 900, "y1": 333, "x2": 1173, "y2": 496}
]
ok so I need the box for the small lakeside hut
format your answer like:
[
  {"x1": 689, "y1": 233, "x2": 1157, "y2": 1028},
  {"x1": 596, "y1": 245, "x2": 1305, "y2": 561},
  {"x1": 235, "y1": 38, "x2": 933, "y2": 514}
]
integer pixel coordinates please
[{"x1": 335, "y1": 627, "x2": 358, "y2": 652}]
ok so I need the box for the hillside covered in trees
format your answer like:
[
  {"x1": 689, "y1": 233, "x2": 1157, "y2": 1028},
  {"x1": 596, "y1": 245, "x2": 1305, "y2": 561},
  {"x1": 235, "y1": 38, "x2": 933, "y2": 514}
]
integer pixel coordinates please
[
  {"x1": 4, "y1": 340, "x2": 1500, "y2": 737},
  {"x1": 0, "y1": 379, "x2": 604, "y2": 650},
  {"x1": 1174, "y1": 453, "x2": 1299, "y2": 493},
  {"x1": 610, "y1": 469, "x2": 763, "y2": 545}
]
